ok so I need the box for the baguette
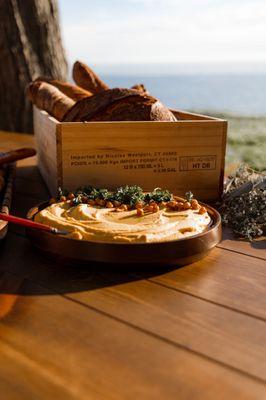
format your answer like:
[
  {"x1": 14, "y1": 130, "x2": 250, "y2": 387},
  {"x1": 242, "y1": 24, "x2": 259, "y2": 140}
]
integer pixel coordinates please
[
  {"x1": 73, "y1": 61, "x2": 149, "y2": 95},
  {"x1": 27, "y1": 81, "x2": 75, "y2": 121},
  {"x1": 63, "y1": 88, "x2": 177, "y2": 122},
  {"x1": 73, "y1": 61, "x2": 109, "y2": 94},
  {"x1": 35, "y1": 76, "x2": 93, "y2": 101}
]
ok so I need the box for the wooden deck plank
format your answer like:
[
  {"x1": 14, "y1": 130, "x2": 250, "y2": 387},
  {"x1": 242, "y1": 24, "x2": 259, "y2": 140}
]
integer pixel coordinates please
[
  {"x1": 3, "y1": 224, "x2": 266, "y2": 320},
  {"x1": 1, "y1": 233, "x2": 266, "y2": 380},
  {"x1": 0, "y1": 346, "x2": 74, "y2": 400},
  {"x1": 0, "y1": 130, "x2": 35, "y2": 149},
  {"x1": 219, "y1": 228, "x2": 266, "y2": 260},
  {"x1": 0, "y1": 271, "x2": 265, "y2": 400},
  {"x1": 149, "y1": 248, "x2": 266, "y2": 319},
  {"x1": 62, "y1": 273, "x2": 266, "y2": 381}
]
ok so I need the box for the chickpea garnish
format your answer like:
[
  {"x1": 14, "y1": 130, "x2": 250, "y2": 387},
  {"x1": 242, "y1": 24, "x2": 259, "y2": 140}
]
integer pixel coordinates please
[
  {"x1": 182, "y1": 201, "x2": 191, "y2": 210},
  {"x1": 96, "y1": 198, "x2": 106, "y2": 206},
  {"x1": 191, "y1": 199, "x2": 199, "y2": 210},
  {"x1": 106, "y1": 201, "x2": 114, "y2": 208},
  {"x1": 144, "y1": 204, "x2": 154, "y2": 212},
  {"x1": 135, "y1": 202, "x2": 144, "y2": 209},
  {"x1": 88, "y1": 199, "x2": 96, "y2": 206},
  {"x1": 60, "y1": 195, "x2": 67, "y2": 202},
  {"x1": 199, "y1": 206, "x2": 207, "y2": 215},
  {"x1": 167, "y1": 201, "x2": 178, "y2": 209},
  {"x1": 113, "y1": 201, "x2": 121, "y2": 208},
  {"x1": 136, "y1": 208, "x2": 144, "y2": 217},
  {"x1": 67, "y1": 193, "x2": 75, "y2": 200},
  {"x1": 116, "y1": 204, "x2": 128, "y2": 212},
  {"x1": 176, "y1": 202, "x2": 184, "y2": 210},
  {"x1": 81, "y1": 196, "x2": 88, "y2": 204},
  {"x1": 152, "y1": 204, "x2": 160, "y2": 213}
]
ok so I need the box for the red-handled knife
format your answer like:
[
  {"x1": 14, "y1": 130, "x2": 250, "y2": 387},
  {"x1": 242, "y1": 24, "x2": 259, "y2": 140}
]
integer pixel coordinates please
[{"x1": 0, "y1": 212, "x2": 68, "y2": 235}]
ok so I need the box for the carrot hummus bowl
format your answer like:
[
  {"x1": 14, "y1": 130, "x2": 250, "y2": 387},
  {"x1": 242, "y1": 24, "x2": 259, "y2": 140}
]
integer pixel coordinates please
[{"x1": 27, "y1": 186, "x2": 221, "y2": 266}]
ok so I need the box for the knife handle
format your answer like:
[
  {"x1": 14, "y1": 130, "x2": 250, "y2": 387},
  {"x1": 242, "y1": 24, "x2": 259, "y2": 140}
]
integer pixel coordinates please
[{"x1": 0, "y1": 148, "x2": 36, "y2": 166}]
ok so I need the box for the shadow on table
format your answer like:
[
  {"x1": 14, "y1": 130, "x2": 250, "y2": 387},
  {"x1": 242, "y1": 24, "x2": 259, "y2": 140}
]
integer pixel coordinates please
[
  {"x1": 0, "y1": 164, "x2": 189, "y2": 297},
  {"x1": 0, "y1": 235, "x2": 177, "y2": 297},
  {"x1": 222, "y1": 227, "x2": 266, "y2": 251},
  {"x1": 14, "y1": 165, "x2": 50, "y2": 200},
  {"x1": 250, "y1": 240, "x2": 266, "y2": 250}
]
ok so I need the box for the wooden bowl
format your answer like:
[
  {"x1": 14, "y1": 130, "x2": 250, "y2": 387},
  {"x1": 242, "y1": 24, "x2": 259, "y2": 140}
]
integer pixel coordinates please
[{"x1": 26, "y1": 201, "x2": 222, "y2": 267}]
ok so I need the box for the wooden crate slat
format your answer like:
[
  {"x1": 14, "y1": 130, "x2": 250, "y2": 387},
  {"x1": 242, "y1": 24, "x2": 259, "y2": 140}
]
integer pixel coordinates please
[{"x1": 34, "y1": 107, "x2": 227, "y2": 200}]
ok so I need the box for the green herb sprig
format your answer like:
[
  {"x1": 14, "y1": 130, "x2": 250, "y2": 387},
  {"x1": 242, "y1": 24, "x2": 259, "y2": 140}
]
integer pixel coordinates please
[
  {"x1": 57, "y1": 185, "x2": 174, "y2": 206},
  {"x1": 145, "y1": 187, "x2": 173, "y2": 203},
  {"x1": 220, "y1": 165, "x2": 266, "y2": 241}
]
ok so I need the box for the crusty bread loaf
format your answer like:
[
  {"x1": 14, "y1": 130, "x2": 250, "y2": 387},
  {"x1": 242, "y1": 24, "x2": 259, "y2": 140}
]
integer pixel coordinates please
[
  {"x1": 35, "y1": 77, "x2": 93, "y2": 101},
  {"x1": 73, "y1": 61, "x2": 109, "y2": 94},
  {"x1": 73, "y1": 60, "x2": 149, "y2": 96},
  {"x1": 63, "y1": 88, "x2": 177, "y2": 122},
  {"x1": 27, "y1": 81, "x2": 75, "y2": 121}
]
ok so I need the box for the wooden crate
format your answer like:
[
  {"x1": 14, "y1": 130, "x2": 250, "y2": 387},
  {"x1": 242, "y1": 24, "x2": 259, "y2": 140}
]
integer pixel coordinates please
[{"x1": 33, "y1": 106, "x2": 227, "y2": 201}]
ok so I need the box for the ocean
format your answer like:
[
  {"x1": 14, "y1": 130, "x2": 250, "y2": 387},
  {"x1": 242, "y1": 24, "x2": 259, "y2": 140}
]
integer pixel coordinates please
[
  {"x1": 100, "y1": 71, "x2": 266, "y2": 170},
  {"x1": 101, "y1": 74, "x2": 266, "y2": 117}
]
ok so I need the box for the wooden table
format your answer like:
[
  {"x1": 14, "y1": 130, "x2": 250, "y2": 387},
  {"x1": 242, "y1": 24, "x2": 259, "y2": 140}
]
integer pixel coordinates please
[{"x1": 0, "y1": 131, "x2": 265, "y2": 399}]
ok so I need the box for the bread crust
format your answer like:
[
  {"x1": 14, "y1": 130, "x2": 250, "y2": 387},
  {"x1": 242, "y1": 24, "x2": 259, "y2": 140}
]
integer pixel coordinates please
[
  {"x1": 35, "y1": 77, "x2": 92, "y2": 101},
  {"x1": 63, "y1": 88, "x2": 177, "y2": 122},
  {"x1": 73, "y1": 61, "x2": 109, "y2": 94},
  {"x1": 27, "y1": 81, "x2": 75, "y2": 121}
]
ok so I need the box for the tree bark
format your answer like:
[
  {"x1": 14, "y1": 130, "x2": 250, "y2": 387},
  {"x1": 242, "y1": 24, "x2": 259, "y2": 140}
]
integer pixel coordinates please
[{"x1": 0, "y1": 0, "x2": 67, "y2": 133}]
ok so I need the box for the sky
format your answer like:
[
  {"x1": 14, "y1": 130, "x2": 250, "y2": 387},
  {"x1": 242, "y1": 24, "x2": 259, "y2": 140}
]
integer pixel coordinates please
[{"x1": 58, "y1": 0, "x2": 266, "y2": 72}]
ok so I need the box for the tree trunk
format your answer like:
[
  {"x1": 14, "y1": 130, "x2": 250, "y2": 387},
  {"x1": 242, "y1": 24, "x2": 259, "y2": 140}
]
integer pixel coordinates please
[{"x1": 0, "y1": 0, "x2": 67, "y2": 133}]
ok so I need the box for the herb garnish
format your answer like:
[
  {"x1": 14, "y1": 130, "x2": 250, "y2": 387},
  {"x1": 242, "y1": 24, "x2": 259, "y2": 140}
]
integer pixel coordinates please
[
  {"x1": 144, "y1": 187, "x2": 173, "y2": 203},
  {"x1": 220, "y1": 165, "x2": 266, "y2": 241},
  {"x1": 57, "y1": 185, "x2": 173, "y2": 206},
  {"x1": 185, "y1": 191, "x2": 194, "y2": 202},
  {"x1": 112, "y1": 185, "x2": 145, "y2": 206}
]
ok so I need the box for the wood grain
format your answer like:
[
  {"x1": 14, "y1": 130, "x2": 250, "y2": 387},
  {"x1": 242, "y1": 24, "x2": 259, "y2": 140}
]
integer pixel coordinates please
[
  {"x1": 219, "y1": 227, "x2": 266, "y2": 260},
  {"x1": 0, "y1": 231, "x2": 266, "y2": 381},
  {"x1": 1, "y1": 130, "x2": 265, "y2": 399},
  {"x1": 33, "y1": 107, "x2": 59, "y2": 195},
  {"x1": 34, "y1": 107, "x2": 227, "y2": 199},
  {"x1": 0, "y1": 271, "x2": 265, "y2": 399},
  {"x1": 0, "y1": 130, "x2": 36, "y2": 149}
]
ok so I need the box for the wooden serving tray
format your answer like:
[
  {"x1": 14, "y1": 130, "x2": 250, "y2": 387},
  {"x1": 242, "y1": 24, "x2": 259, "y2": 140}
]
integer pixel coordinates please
[{"x1": 0, "y1": 163, "x2": 16, "y2": 240}]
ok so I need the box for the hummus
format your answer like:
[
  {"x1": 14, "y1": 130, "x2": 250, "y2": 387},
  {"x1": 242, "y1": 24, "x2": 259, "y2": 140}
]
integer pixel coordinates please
[{"x1": 34, "y1": 201, "x2": 211, "y2": 243}]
